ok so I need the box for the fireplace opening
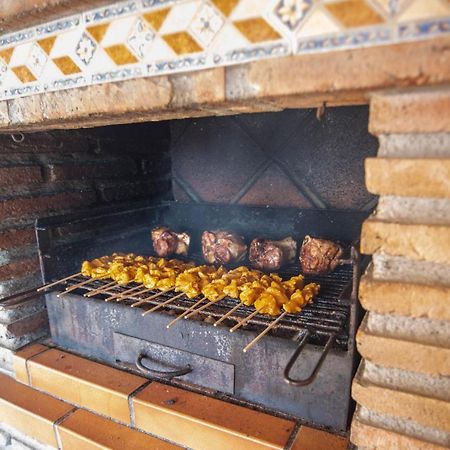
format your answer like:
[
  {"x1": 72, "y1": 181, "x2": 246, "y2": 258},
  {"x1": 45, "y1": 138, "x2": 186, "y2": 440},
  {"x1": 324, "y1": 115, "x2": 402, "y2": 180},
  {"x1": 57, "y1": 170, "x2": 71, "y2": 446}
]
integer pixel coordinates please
[{"x1": 7, "y1": 105, "x2": 378, "y2": 434}]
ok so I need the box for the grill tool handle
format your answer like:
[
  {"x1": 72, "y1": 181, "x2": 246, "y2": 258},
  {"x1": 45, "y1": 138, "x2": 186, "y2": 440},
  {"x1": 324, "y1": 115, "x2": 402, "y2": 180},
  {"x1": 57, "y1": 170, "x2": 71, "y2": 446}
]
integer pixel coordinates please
[
  {"x1": 284, "y1": 331, "x2": 336, "y2": 386},
  {"x1": 136, "y1": 353, "x2": 192, "y2": 379}
]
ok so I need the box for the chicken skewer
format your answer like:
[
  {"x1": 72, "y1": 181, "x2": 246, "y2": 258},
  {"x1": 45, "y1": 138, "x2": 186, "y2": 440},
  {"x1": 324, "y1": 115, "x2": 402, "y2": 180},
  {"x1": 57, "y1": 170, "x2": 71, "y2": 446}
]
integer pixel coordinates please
[
  {"x1": 78, "y1": 255, "x2": 320, "y2": 340},
  {"x1": 37, "y1": 272, "x2": 82, "y2": 292},
  {"x1": 141, "y1": 292, "x2": 186, "y2": 316},
  {"x1": 166, "y1": 297, "x2": 206, "y2": 328},
  {"x1": 105, "y1": 284, "x2": 146, "y2": 302},
  {"x1": 85, "y1": 280, "x2": 117, "y2": 297},
  {"x1": 57, "y1": 277, "x2": 97, "y2": 297},
  {"x1": 243, "y1": 312, "x2": 288, "y2": 352},
  {"x1": 130, "y1": 288, "x2": 174, "y2": 308}
]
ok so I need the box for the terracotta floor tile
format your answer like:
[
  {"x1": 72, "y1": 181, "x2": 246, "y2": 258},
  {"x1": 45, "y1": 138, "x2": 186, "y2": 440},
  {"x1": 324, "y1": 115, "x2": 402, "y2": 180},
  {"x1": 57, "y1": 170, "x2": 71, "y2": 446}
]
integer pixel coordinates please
[
  {"x1": 0, "y1": 372, "x2": 74, "y2": 448},
  {"x1": 133, "y1": 382, "x2": 295, "y2": 450},
  {"x1": 13, "y1": 343, "x2": 49, "y2": 384},
  {"x1": 27, "y1": 348, "x2": 147, "y2": 424},
  {"x1": 57, "y1": 409, "x2": 181, "y2": 450},
  {"x1": 292, "y1": 426, "x2": 349, "y2": 450}
]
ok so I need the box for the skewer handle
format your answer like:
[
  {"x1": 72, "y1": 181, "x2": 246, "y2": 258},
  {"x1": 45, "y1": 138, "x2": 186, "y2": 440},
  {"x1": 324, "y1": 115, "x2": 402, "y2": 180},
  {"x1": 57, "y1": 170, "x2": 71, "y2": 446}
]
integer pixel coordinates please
[
  {"x1": 214, "y1": 302, "x2": 241, "y2": 327},
  {"x1": 85, "y1": 280, "x2": 117, "y2": 297},
  {"x1": 106, "y1": 284, "x2": 144, "y2": 301},
  {"x1": 141, "y1": 292, "x2": 185, "y2": 316},
  {"x1": 37, "y1": 272, "x2": 81, "y2": 292},
  {"x1": 185, "y1": 297, "x2": 222, "y2": 319},
  {"x1": 131, "y1": 288, "x2": 172, "y2": 307},
  {"x1": 230, "y1": 310, "x2": 258, "y2": 333},
  {"x1": 243, "y1": 312, "x2": 287, "y2": 352},
  {"x1": 166, "y1": 297, "x2": 205, "y2": 328},
  {"x1": 57, "y1": 277, "x2": 94, "y2": 297}
]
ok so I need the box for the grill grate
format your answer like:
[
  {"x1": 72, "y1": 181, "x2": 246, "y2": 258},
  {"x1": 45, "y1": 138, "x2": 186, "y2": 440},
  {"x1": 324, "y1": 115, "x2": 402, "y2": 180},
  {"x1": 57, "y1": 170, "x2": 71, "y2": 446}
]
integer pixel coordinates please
[{"x1": 61, "y1": 262, "x2": 353, "y2": 350}]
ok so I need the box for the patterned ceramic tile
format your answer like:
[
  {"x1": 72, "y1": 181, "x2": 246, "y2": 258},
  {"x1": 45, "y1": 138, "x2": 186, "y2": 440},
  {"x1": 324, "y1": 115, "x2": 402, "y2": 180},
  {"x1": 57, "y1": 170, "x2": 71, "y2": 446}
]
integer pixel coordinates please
[
  {"x1": 274, "y1": 0, "x2": 314, "y2": 31},
  {"x1": 76, "y1": 33, "x2": 97, "y2": 65},
  {"x1": 0, "y1": 0, "x2": 448, "y2": 101}
]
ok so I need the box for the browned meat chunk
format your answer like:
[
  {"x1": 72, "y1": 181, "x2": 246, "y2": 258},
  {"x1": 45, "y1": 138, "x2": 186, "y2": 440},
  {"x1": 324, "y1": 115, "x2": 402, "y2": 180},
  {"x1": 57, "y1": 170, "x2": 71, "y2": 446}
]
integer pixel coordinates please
[
  {"x1": 249, "y1": 237, "x2": 297, "y2": 271},
  {"x1": 201, "y1": 230, "x2": 247, "y2": 265},
  {"x1": 299, "y1": 235, "x2": 343, "y2": 275},
  {"x1": 151, "y1": 227, "x2": 190, "y2": 257}
]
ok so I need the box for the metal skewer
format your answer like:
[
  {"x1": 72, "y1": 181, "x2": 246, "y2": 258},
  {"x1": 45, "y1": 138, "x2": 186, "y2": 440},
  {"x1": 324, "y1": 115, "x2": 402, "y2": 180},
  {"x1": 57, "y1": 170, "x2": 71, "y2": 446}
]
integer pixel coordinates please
[
  {"x1": 166, "y1": 297, "x2": 205, "y2": 328},
  {"x1": 84, "y1": 280, "x2": 117, "y2": 297},
  {"x1": 141, "y1": 292, "x2": 185, "y2": 316},
  {"x1": 243, "y1": 312, "x2": 287, "y2": 352},
  {"x1": 214, "y1": 302, "x2": 242, "y2": 327},
  {"x1": 130, "y1": 288, "x2": 173, "y2": 307},
  {"x1": 230, "y1": 310, "x2": 258, "y2": 332},
  {"x1": 57, "y1": 277, "x2": 95, "y2": 297},
  {"x1": 37, "y1": 272, "x2": 82, "y2": 292}
]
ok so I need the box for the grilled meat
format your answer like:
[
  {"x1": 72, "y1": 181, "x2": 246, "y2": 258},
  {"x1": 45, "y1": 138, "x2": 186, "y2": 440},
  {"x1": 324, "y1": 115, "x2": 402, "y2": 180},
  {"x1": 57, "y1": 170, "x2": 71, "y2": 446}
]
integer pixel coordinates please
[
  {"x1": 201, "y1": 230, "x2": 247, "y2": 265},
  {"x1": 299, "y1": 235, "x2": 343, "y2": 275},
  {"x1": 151, "y1": 226, "x2": 190, "y2": 257},
  {"x1": 249, "y1": 237, "x2": 297, "y2": 271}
]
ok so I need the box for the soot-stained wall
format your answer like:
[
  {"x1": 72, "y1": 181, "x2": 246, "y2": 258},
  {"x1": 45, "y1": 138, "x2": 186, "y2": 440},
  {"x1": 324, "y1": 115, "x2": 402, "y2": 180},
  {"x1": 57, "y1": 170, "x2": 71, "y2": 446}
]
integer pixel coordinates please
[{"x1": 170, "y1": 106, "x2": 378, "y2": 211}]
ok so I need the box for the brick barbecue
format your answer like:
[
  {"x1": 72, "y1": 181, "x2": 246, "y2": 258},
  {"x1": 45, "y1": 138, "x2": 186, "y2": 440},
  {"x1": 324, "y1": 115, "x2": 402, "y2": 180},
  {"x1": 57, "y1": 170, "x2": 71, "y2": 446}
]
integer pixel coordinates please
[{"x1": 0, "y1": 2, "x2": 449, "y2": 449}]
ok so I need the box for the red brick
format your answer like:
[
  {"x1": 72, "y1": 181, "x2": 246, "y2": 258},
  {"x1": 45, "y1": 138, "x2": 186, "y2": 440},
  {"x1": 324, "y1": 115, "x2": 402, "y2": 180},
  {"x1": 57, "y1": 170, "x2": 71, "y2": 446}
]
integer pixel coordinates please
[
  {"x1": 0, "y1": 166, "x2": 42, "y2": 185},
  {"x1": 46, "y1": 160, "x2": 136, "y2": 182},
  {"x1": 0, "y1": 228, "x2": 36, "y2": 250},
  {"x1": 0, "y1": 256, "x2": 41, "y2": 281},
  {"x1": 369, "y1": 88, "x2": 450, "y2": 135},
  {"x1": 97, "y1": 180, "x2": 163, "y2": 203},
  {"x1": 0, "y1": 191, "x2": 97, "y2": 220},
  {"x1": 7, "y1": 310, "x2": 48, "y2": 338}
]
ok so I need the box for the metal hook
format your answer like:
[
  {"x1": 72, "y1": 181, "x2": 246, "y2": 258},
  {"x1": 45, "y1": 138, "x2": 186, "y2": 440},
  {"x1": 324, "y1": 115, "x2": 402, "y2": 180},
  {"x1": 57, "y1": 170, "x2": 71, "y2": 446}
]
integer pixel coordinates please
[
  {"x1": 316, "y1": 102, "x2": 326, "y2": 121},
  {"x1": 11, "y1": 133, "x2": 25, "y2": 143}
]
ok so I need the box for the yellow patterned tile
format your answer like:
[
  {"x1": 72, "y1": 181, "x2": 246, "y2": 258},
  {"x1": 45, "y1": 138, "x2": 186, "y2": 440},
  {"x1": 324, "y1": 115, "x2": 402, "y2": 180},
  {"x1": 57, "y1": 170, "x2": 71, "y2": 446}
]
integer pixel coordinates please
[
  {"x1": 297, "y1": 8, "x2": 341, "y2": 37},
  {"x1": 104, "y1": 44, "x2": 139, "y2": 65},
  {"x1": 86, "y1": 23, "x2": 110, "y2": 43},
  {"x1": 398, "y1": 0, "x2": 450, "y2": 22},
  {"x1": 325, "y1": 0, "x2": 384, "y2": 27},
  {"x1": 37, "y1": 37, "x2": 56, "y2": 55},
  {"x1": 159, "y1": 3, "x2": 200, "y2": 34},
  {"x1": 233, "y1": 18, "x2": 282, "y2": 43},
  {"x1": 11, "y1": 66, "x2": 36, "y2": 83},
  {"x1": 163, "y1": 32, "x2": 203, "y2": 54},
  {"x1": 52, "y1": 56, "x2": 81, "y2": 75},
  {"x1": 210, "y1": 0, "x2": 240, "y2": 17},
  {"x1": 0, "y1": 47, "x2": 14, "y2": 65},
  {"x1": 143, "y1": 8, "x2": 171, "y2": 31}
]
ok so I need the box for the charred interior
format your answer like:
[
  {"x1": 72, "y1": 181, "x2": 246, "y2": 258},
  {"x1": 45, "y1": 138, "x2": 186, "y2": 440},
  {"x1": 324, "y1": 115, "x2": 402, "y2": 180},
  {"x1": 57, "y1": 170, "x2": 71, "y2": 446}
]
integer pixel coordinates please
[{"x1": 32, "y1": 106, "x2": 379, "y2": 432}]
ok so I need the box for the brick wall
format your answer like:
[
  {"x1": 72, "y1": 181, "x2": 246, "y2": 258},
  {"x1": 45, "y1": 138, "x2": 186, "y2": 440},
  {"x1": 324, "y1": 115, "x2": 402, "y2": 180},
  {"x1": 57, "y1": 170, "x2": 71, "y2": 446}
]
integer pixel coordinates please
[
  {"x1": 351, "y1": 87, "x2": 450, "y2": 449},
  {"x1": 0, "y1": 122, "x2": 171, "y2": 371}
]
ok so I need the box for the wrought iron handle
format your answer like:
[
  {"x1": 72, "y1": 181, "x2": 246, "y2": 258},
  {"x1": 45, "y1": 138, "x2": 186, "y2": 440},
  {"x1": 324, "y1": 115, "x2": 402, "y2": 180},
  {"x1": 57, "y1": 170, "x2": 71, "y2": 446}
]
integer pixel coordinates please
[
  {"x1": 284, "y1": 331, "x2": 336, "y2": 386},
  {"x1": 136, "y1": 353, "x2": 192, "y2": 379}
]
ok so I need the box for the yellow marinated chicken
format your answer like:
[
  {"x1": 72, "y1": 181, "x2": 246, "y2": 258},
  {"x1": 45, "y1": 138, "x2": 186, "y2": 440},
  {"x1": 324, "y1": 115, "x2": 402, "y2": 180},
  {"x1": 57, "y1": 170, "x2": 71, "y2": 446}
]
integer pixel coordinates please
[
  {"x1": 253, "y1": 282, "x2": 290, "y2": 316},
  {"x1": 80, "y1": 254, "x2": 319, "y2": 319},
  {"x1": 174, "y1": 265, "x2": 224, "y2": 298},
  {"x1": 283, "y1": 282, "x2": 320, "y2": 314},
  {"x1": 81, "y1": 256, "x2": 112, "y2": 278},
  {"x1": 282, "y1": 274, "x2": 305, "y2": 296},
  {"x1": 202, "y1": 267, "x2": 263, "y2": 302}
]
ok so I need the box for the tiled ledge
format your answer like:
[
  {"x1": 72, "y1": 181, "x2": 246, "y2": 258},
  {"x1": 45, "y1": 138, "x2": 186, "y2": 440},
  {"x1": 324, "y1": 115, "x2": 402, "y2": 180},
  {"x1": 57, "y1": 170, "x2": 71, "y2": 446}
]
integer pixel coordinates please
[
  {"x1": 8, "y1": 342, "x2": 349, "y2": 450},
  {"x1": 0, "y1": 371, "x2": 178, "y2": 449}
]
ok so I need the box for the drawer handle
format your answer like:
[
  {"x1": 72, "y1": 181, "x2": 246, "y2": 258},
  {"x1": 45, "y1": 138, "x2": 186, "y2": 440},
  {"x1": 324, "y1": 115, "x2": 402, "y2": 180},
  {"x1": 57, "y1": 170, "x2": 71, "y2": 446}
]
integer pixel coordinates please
[{"x1": 136, "y1": 353, "x2": 192, "y2": 379}]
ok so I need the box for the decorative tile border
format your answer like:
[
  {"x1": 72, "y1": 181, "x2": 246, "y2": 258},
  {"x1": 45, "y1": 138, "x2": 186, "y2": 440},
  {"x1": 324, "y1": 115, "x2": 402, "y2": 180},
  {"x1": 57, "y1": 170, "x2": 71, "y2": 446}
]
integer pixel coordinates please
[{"x1": 0, "y1": 0, "x2": 449, "y2": 101}]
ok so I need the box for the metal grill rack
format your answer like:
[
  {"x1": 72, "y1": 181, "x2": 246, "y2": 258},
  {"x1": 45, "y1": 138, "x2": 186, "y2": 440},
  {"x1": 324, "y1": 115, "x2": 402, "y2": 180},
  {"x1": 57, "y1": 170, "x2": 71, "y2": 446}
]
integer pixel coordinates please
[{"x1": 55, "y1": 261, "x2": 354, "y2": 351}]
